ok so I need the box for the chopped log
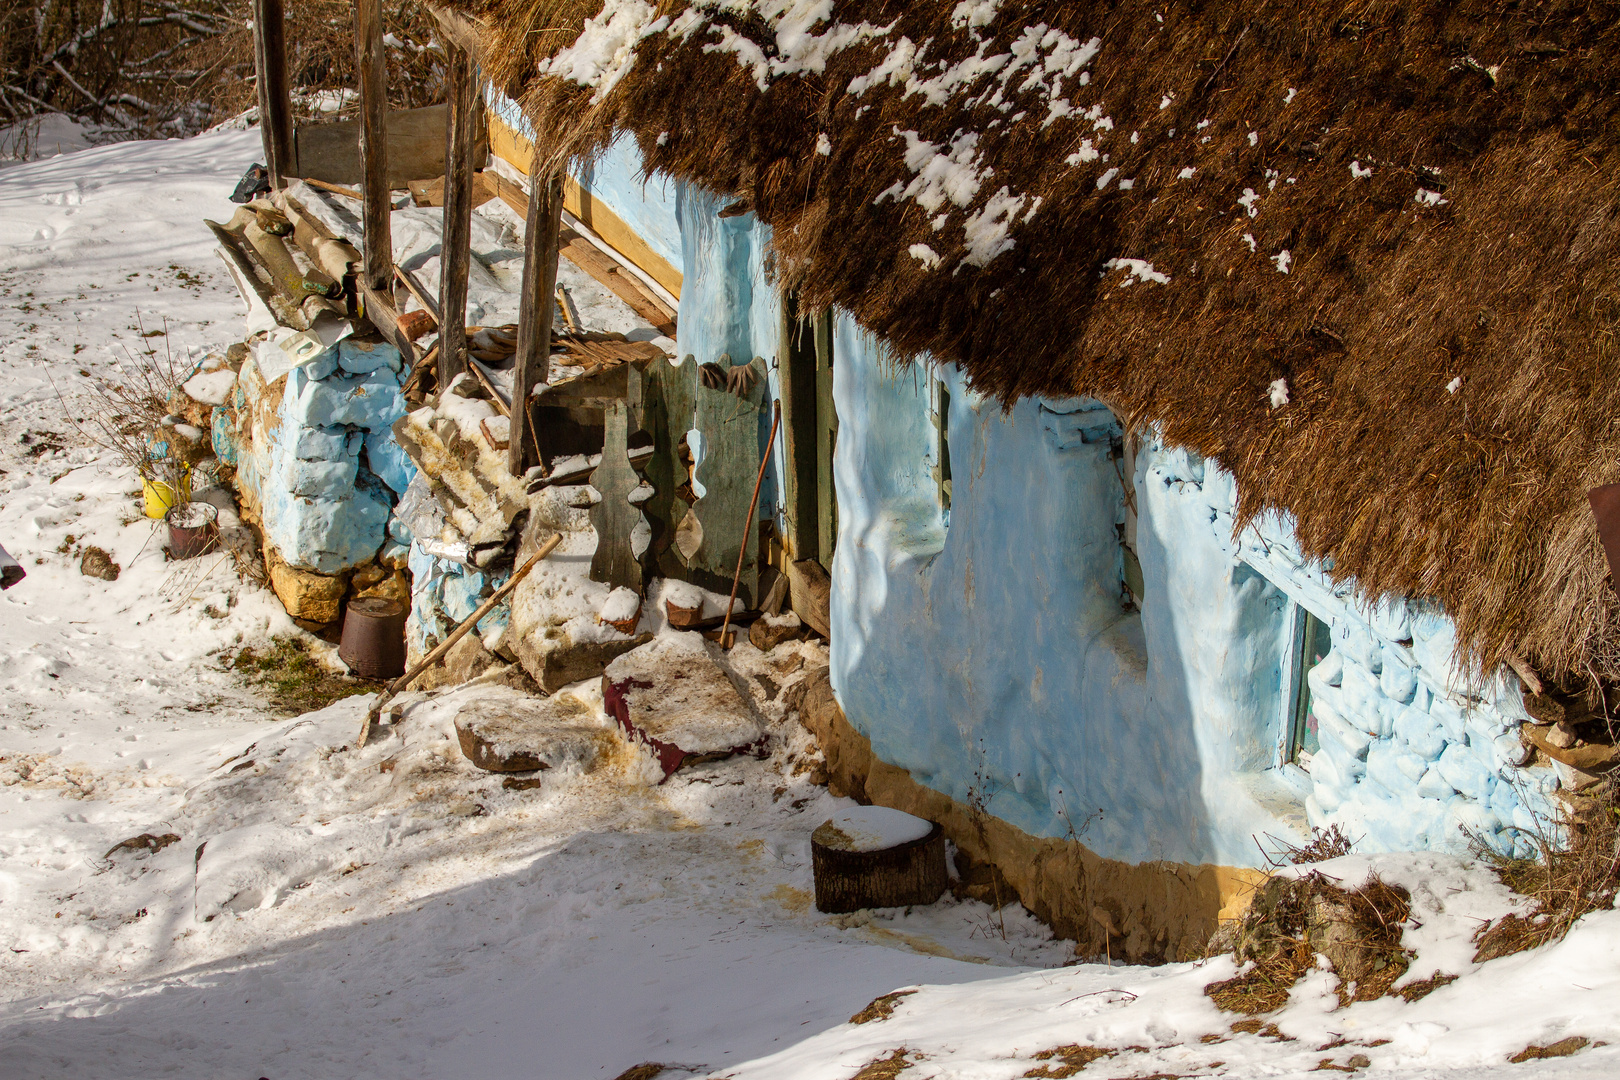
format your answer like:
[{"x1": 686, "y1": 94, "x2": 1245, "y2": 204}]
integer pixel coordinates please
[
  {"x1": 786, "y1": 558, "x2": 831, "y2": 638},
  {"x1": 811, "y1": 808, "x2": 948, "y2": 914},
  {"x1": 353, "y1": 0, "x2": 392, "y2": 293}
]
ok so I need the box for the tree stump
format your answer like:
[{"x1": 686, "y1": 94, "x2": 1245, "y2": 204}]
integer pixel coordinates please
[{"x1": 811, "y1": 806, "x2": 948, "y2": 913}]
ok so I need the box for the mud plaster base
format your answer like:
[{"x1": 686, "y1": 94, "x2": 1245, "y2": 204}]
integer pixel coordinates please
[{"x1": 798, "y1": 671, "x2": 1264, "y2": 963}]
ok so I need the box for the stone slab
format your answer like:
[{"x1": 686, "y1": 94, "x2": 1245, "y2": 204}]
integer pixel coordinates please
[
  {"x1": 602, "y1": 632, "x2": 766, "y2": 778},
  {"x1": 453, "y1": 691, "x2": 610, "y2": 773}
]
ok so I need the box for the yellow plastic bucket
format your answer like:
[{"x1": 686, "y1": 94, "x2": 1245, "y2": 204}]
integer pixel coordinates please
[{"x1": 143, "y1": 468, "x2": 192, "y2": 519}]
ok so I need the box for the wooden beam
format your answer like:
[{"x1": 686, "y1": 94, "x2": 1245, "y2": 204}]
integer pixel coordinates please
[
  {"x1": 489, "y1": 173, "x2": 676, "y2": 335},
  {"x1": 778, "y1": 293, "x2": 819, "y2": 563},
  {"x1": 510, "y1": 168, "x2": 563, "y2": 476},
  {"x1": 424, "y1": 2, "x2": 485, "y2": 61},
  {"x1": 353, "y1": 0, "x2": 392, "y2": 292},
  {"x1": 438, "y1": 38, "x2": 477, "y2": 387},
  {"x1": 358, "y1": 281, "x2": 421, "y2": 364},
  {"x1": 487, "y1": 117, "x2": 683, "y2": 300},
  {"x1": 253, "y1": 0, "x2": 294, "y2": 189}
]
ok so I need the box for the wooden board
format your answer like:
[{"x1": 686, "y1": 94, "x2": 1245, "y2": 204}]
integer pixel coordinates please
[
  {"x1": 640, "y1": 356, "x2": 697, "y2": 583},
  {"x1": 778, "y1": 295, "x2": 820, "y2": 563},
  {"x1": 490, "y1": 172, "x2": 676, "y2": 336},
  {"x1": 688, "y1": 356, "x2": 767, "y2": 607},
  {"x1": 408, "y1": 172, "x2": 496, "y2": 209},
  {"x1": 589, "y1": 398, "x2": 647, "y2": 594},
  {"x1": 293, "y1": 104, "x2": 488, "y2": 190},
  {"x1": 488, "y1": 117, "x2": 682, "y2": 300}
]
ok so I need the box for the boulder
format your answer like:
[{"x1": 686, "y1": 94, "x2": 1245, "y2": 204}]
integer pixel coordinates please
[
  {"x1": 602, "y1": 632, "x2": 766, "y2": 778},
  {"x1": 453, "y1": 690, "x2": 609, "y2": 773},
  {"x1": 264, "y1": 545, "x2": 346, "y2": 624}
]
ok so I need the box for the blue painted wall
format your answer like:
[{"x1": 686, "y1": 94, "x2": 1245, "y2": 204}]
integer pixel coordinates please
[{"x1": 478, "y1": 106, "x2": 1564, "y2": 872}]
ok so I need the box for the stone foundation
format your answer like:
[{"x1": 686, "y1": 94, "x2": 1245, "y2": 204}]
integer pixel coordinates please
[{"x1": 798, "y1": 669, "x2": 1263, "y2": 963}]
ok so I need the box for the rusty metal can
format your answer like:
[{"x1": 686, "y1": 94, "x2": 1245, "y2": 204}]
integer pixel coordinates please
[
  {"x1": 339, "y1": 597, "x2": 408, "y2": 680},
  {"x1": 165, "y1": 502, "x2": 219, "y2": 560}
]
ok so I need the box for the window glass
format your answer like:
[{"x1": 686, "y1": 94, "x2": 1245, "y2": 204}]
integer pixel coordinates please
[{"x1": 1289, "y1": 611, "x2": 1332, "y2": 766}]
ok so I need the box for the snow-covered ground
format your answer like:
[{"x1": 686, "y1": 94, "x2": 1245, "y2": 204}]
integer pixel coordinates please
[{"x1": 1, "y1": 129, "x2": 1617, "y2": 1080}]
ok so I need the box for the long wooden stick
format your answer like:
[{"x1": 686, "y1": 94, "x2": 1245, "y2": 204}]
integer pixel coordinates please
[
  {"x1": 720, "y1": 399, "x2": 780, "y2": 648},
  {"x1": 354, "y1": 532, "x2": 562, "y2": 748}
]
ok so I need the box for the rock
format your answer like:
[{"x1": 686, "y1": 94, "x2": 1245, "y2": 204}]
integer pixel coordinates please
[
  {"x1": 1546, "y1": 721, "x2": 1580, "y2": 749},
  {"x1": 411, "y1": 632, "x2": 502, "y2": 692},
  {"x1": 602, "y1": 632, "x2": 766, "y2": 778},
  {"x1": 264, "y1": 545, "x2": 346, "y2": 624},
  {"x1": 749, "y1": 611, "x2": 804, "y2": 651},
  {"x1": 339, "y1": 339, "x2": 403, "y2": 374},
  {"x1": 364, "y1": 427, "x2": 417, "y2": 494},
  {"x1": 79, "y1": 546, "x2": 120, "y2": 582},
  {"x1": 453, "y1": 690, "x2": 610, "y2": 773},
  {"x1": 1523, "y1": 721, "x2": 1620, "y2": 773},
  {"x1": 511, "y1": 621, "x2": 651, "y2": 693}
]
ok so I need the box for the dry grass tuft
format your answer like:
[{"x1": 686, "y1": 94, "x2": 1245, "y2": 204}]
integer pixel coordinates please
[
  {"x1": 1206, "y1": 871, "x2": 1413, "y2": 1013},
  {"x1": 850, "y1": 990, "x2": 917, "y2": 1025},
  {"x1": 1023, "y1": 1045, "x2": 1116, "y2": 1078},
  {"x1": 1474, "y1": 784, "x2": 1619, "y2": 961},
  {"x1": 850, "y1": 1049, "x2": 914, "y2": 1080},
  {"x1": 609, "y1": 1066, "x2": 667, "y2": 1080},
  {"x1": 1509, "y1": 1036, "x2": 1591, "y2": 1063},
  {"x1": 1394, "y1": 972, "x2": 1457, "y2": 1002},
  {"x1": 226, "y1": 636, "x2": 372, "y2": 714}
]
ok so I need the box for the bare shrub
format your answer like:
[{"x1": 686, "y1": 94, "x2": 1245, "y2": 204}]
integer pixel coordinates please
[
  {"x1": 1473, "y1": 782, "x2": 1619, "y2": 961},
  {"x1": 2, "y1": 0, "x2": 445, "y2": 145}
]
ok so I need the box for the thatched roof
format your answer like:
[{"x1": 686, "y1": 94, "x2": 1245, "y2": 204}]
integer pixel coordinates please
[{"x1": 445, "y1": 0, "x2": 1620, "y2": 686}]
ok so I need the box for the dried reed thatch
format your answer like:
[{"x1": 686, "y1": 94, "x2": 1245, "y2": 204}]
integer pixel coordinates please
[{"x1": 444, "y1": 0, "x2": 1620, "y2": 684}]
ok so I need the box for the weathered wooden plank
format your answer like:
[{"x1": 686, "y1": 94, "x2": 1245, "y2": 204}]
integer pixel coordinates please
[
  {"x1": 438, "y1": 39, "x2": 478, "y2": 388},
  {"x1": 485, "y1": 117, "x2": 683, "y2": 300},
  {"x1": 407, "y1": 173, "x2": 495, "y2": 209},
  {"x1": 252, "y1": 0, "x2": 294, "y2": 189},
  {"x1": 590, "y1": 396, "x2": 647, "y2": 594},
  {"x1": 294, "y1": 105, "x2": 482, "y2": 189},
  {"x1": 352, "y1": 0, "x2": 392, "y2": 292},
  {"x1": 813, "y1": 311, "x2": 838, "y2": 567},
  {"x1": 689, "y1": 356, "x2": 766, "y2": 606},
  {"x1": 358, "y1": 281, "x2": 421, "y2": 364},
  {"x1": 640, "y1": 357, "x2": 697, "y2": 582},
  {"x1": 510, "y1": 168, "x2": 563, "y2": 475},
  {"x1": 777, "y1": 294, "x2": 820, "y2": 563},
  {"x1": 488, "y1": 171, "x2": 676, "y2": 335}
]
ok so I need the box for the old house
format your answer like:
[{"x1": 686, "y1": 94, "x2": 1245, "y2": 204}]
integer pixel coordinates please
[{"x1": 209, "y1": 0, "x2": 1620, "y2": 961}]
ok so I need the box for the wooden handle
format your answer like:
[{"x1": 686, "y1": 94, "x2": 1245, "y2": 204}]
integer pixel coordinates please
[{"x1": 355, "y1": 532, "x2": 563, "y2": 747}]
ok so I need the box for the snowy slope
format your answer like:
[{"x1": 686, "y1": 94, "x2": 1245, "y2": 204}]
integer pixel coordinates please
[{"x1": 0, "y1": 130, "x2": 1616, "y2": 1080}]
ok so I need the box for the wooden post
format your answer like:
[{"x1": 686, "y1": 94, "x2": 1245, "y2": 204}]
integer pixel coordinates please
[
  {"x1": 252, "y1": 0, "x2": 294, "y2": 188},
  {"x1": 437, "y1": 38, "x2": 478, "y2": 387},
  {"x1": 353, "y1": 0, "x2": 392, "y2": 292},
  {"x1": 509, "y1": 167, "x2": 563, "y2": 476}
]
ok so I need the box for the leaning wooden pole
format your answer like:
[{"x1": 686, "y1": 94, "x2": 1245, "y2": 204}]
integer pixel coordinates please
[
  {"x1": 437, "y1": 38, "x2": 478, "y2": 387},
  {"x1": 352, "y1": 0, "x2": 392, "y2": 292},
  {"x1": 509, "y1": 164, "x2": 564, "y2": 476},
  {"x1": 355, "y1": 532, "x2": 563, "y2": 748},
  {"x1": 252, "y1": 0, "x2": 294, "y2": 188}
]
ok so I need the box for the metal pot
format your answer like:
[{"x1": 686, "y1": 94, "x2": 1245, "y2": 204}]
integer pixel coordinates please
[
  {"x1": 339, "y1": 597, "x2": 408, "y2": 680},
  {"x1": 165, "y1": 502, "x2": 219, "y2": 560}
]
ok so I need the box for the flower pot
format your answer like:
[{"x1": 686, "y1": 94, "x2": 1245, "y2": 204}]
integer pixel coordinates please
[
  {"x1": 339, "y1": 597, "x2": 408, "y2": 680},
  {"x1": 165, "y1": 502, "x2": 218, "y2": 560}
]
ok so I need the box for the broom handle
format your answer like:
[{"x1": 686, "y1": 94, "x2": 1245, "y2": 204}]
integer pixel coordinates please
[
  {"x1": 355, "y1": 532, "x2": 562, "y2": 747},
  {"x1": 720, "y1": 400, "x2": 781, "y2": 647}
]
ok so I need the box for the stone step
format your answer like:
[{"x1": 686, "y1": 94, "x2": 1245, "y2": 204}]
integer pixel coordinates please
[
  {"x1": 602, "y1": 632, "x2": 766, "y2": 779},
  {"x1": 453, "y1": 690, "x2": 613, "y2": 774}
]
